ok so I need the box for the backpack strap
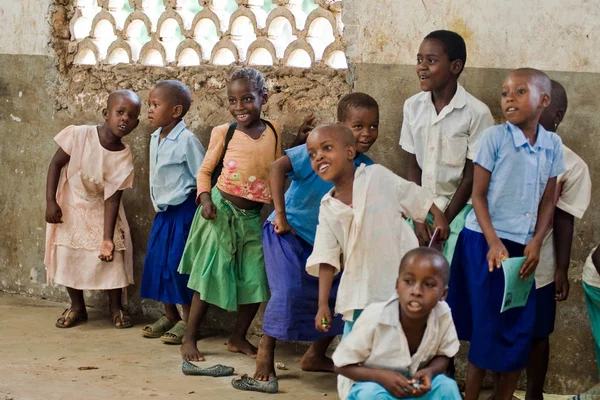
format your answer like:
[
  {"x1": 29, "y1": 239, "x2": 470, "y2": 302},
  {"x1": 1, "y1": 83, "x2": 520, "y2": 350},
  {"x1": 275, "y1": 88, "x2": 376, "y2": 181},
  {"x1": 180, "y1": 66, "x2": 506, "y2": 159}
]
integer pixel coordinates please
[
  {"x1": 261, "y1": 119, "x2": 278, "y2": 157},
  {"x1": 210, "y1": 123, "x2": 237, "y2": 188}
]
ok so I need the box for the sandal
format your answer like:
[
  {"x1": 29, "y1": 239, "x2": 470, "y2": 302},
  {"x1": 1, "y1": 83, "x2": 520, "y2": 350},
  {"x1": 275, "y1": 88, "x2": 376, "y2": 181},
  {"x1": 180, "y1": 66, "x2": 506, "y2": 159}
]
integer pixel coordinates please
[
  {"x1": 55, "y1": 308, "x2": 88, "y2": 329},
  {"x1": 182, "y1": 361, "x2": 235, "y2": 377},
  {"x1": 231, "y1": 374, "x2": 279, "y2": 394},
  {"x1": 141, "y1": 316, "x2": 174, "y2": 338},
  {"x1": 161, "y1": 320, "x2": 186, "y2": 344},
  {"x1": 111, "y1": 309, "x2": 133, "y2": 329}
]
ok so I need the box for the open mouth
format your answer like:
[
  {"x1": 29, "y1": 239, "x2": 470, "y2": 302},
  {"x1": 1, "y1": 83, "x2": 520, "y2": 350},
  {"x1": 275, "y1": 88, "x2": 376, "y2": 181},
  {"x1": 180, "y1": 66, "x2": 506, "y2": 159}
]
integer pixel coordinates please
[
  {"x1": 419, "y1": 75, "x2": 429, "y2": 81},
  {"x1": 406, "y1": 300, "x2": 422, "y2": 313},
  {"x1": 317, "y1": 163, "x2": 330, "y2": 173},
  {"x1": 505, "y1": 107, "x2": 517, "y2": 113},
  {"x1": 236, "y1": 113, "x2": 250, "y2": 122},
  {"x1": 357, "y1": 140, "x2": 372, "y2": 148},
  {"x1": 118, "y1": 124, "x2": 127, "y2": 130}
]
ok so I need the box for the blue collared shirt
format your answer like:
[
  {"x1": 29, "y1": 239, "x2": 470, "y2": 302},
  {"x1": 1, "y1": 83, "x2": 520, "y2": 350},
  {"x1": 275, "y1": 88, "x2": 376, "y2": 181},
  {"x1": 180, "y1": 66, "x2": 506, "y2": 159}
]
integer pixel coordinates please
[
  {"x1": 149, "y1": 120, "x2": 206, "y2": 212},
  {"x1": 465, "y1": 122, "x2": 566, "y2": 244}
]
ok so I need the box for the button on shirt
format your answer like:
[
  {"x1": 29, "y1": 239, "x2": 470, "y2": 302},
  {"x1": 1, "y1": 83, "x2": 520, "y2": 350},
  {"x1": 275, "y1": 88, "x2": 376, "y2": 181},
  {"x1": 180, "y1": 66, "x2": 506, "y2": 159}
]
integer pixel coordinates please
[
  {"x1": 306, "y1": 164, "x2": 433, "y2": 321},
  {"x1": 332, "y1": 295, "x2": 459, "y2": 400},
  {"x1": 465, "y1": 123, "x2": 566, "y2": 244},
  {"x1": 400, "y1": 84, "x2": 494, "y2": 211},
  {"x1": 266, "y1": 144, "x2": 373, "y2": 246},
  {"x1": 149, "y1": 121, "x2": 206, "y2": 212}
]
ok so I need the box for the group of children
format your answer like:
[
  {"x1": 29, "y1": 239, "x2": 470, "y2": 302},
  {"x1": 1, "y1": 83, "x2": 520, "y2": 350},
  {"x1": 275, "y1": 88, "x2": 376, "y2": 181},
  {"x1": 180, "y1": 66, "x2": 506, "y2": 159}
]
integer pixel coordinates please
[{"x1": 43, "y1": 28, "x2": 596, "y2": 399}]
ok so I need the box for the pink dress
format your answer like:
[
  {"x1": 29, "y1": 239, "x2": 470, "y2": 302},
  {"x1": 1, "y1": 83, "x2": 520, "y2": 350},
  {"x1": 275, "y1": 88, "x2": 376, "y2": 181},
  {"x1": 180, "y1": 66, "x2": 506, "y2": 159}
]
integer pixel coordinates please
[{"x1": 44, "y1": 125, "x2": 134, "y2": 290}]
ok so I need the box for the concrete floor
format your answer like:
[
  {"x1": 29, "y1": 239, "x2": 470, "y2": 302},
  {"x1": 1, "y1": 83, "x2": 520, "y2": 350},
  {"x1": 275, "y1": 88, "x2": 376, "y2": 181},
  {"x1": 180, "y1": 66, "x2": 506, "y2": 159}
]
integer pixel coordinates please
[{"x1": 0, "y1": 292, "x2": 575, "y2": 400}]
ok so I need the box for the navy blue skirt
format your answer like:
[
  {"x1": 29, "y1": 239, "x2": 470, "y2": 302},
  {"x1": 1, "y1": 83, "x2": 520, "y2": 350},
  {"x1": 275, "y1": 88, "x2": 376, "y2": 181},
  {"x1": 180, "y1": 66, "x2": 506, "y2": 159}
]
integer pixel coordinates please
[
  {"x1": 141, "y1": 194, "x2": 196, "y2": 304},
  {"x1": 262, "y1": 222, "x2": 343, "y2": 341},
  {"x1": 447, "y1": 229, "x2": 536, "y2": 372}
]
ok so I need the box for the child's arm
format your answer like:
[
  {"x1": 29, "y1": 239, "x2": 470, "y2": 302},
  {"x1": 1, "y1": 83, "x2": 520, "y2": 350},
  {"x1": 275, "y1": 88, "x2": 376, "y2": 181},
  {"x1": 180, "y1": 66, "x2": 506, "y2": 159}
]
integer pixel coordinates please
[
  {"x1": 520, "y1": 177, "x2": 557, "y2": 278},
  {"x1": 45, "y1": 148, "x2": 71, "y2": 224},
  {"x1": 410, "y1": 356, "x2": 451, "y2": 396},
  {"x1": 405, "y1": 151, "x2": 433, "y2": 245},
  {"x1": 472, "y1": 164, "x2": 509, "y2": 271},
  {"x1": 196, "y1": 126, "x2": 228, "y2": 220},
  {"x1": 315, "y1": 263, "x2": 335, "y2": 332},
  {"x1": 444, "y1": 160, "x2": 474, "y2": 223},
  {"x1": 290, "y1": 114, "x2": 316, "y2": 148},
  {"x1": 553, "y1": 207, "x2": 574, "y2": 301},
  {"x1": 592, "y1": 246, "x2": 600, "y2": 276},
  {"x1": 99, "y1": 190, "x2": 123, "y2": 262},
  {"x1": 269, "y1": 155, "x2": 295, "y2": 235},
  {"x1": 335, "y1": 364, "x2": 418, "y2": 397}
]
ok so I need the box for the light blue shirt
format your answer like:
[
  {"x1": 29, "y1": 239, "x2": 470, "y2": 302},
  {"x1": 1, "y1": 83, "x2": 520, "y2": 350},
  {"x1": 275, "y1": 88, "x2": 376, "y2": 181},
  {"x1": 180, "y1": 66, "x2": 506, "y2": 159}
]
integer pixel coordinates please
[
  {"x1": 267, "y1": 144, "x2": 373, "y2": 245},
  {"x1": 465, "y1": 123, "x2": 565, "y2": 244},
  {"x1": 149, "y1": 120, "x2": 206, "y2": 212}
]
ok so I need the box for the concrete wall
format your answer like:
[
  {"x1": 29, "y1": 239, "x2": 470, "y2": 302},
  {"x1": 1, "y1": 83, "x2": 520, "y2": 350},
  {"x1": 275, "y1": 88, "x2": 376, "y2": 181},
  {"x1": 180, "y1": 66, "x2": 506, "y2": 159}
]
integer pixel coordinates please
[{"x1": 1, "y1": 0, "x2": 599, "y2": 394}]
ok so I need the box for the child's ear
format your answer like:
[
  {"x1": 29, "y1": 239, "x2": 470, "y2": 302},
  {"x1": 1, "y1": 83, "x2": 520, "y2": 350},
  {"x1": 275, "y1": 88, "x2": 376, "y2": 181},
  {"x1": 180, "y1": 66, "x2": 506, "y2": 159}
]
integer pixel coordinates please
[
  {"x1": 347, "y1": 143, "x2": 357, "y2": 160},
  {"x1": 540, "y1": 92, "x2": 551, "y2": 108},
  {"x1": 102, "y1": 108, "x2": 108, "y2": 120},
  {"x1": 440, "y1": 287, "x2": 448, "y2": 301},
  {"x1": 554, "y1": 108, "x2": 566, "y2": 127},
  {"x1": 132, "y1": 118, "x2": 140, "y2": 130},
  {"x1": 172, "y1": 105, "x2": 183, "y2": 119},
  {"x1": 450, "y1": 59, "x2": 463, "y2": 76},
  {"x1": 261, "y1": 90, "x2": 269, "y2": 105}
]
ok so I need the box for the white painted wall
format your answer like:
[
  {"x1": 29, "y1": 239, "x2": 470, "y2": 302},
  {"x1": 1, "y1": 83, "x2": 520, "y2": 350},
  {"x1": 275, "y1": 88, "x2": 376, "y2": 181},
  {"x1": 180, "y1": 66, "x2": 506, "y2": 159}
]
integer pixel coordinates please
[
  {"x1": 0, "y1": 0, "x2": 51, "y2": 56},
  {"x1": 343, "y1": 0, "x2": 600, "y2": 73}
]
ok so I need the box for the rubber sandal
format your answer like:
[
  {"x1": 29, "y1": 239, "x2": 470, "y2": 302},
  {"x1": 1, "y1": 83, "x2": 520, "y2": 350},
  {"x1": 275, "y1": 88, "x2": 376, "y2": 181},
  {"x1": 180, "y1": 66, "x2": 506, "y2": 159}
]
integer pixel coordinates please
[
  {"x1": 231, "y1": 374, "x2": 279, "y2": 394},
  {"x1": 55, "y1": 308, "x2": 88, "y2": 329},
  {"x1": 160, "y1": 320, "x2": 186, "y2": 344},
  {"x1": 141, "y1": 316, "x2": 174, "y2": 338},
  {"x1": 111, "y1": 309, "x2": 133, "y2": 329},
  {"x1": 182, "y1": 361, "x2": 235, "y2": 377}
]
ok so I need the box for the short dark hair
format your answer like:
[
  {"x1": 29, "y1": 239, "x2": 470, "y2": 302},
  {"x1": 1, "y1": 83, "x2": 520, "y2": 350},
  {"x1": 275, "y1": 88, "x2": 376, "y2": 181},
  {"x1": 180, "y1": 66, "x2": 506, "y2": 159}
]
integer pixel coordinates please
[
  {"x1": 154, "y1": 80, "x2": 192, "y2": 118},
  {"x1": 337, "y1": 92, "x2": 379, "y2": 122},
  {"x1": 550, "y1": 80, "x2": 568, "y2": 113},
  {"x1": 399, "y1": 247, "x2": 450, "y2": 285},
  {"x1": 511, "y1": 68, "x2": 552, "y2": 95},
  {"x1": 310, "y1": 123, "x2": 356, "y2": 146},
  {"x1": 229, "y1": 68, "x2": 266, "y2": 94},
  {"x1": 424, "y1": 30, "x2": 467, "y2": 76},
  {"x1": 107, "y1": 89, "x2": 141, "y2": 110}
]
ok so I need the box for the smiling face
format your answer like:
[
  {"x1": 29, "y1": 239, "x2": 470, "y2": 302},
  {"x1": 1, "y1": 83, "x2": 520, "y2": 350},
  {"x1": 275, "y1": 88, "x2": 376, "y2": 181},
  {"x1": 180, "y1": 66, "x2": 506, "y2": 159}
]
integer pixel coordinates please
[
  {"x1": 396, "y1": 253, "x2": 448, "y2": 322},
  {"x1": 501, "y1": 71, "x2": 550, "y2": 128},
  {"x1": 103, "y1": 94, "x2": 141, "y2": 138},
  {"x1": 416, "y1": 39, "x2": 460, "y2": 92},
  {"x1": 340, "y1": 106, "x2": 379, "y2": 154},
  {"x1": 227, "y1": 79, "x2": 267, "y2": 128},
  {"x1": 306, "y1": 125, "x2": 356, "y2": 183}
]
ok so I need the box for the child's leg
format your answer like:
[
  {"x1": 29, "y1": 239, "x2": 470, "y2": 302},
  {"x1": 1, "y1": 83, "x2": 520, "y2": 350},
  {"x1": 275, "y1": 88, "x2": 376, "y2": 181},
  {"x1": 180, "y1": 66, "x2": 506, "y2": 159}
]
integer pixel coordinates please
[
  {"x1": 465, "y1": 362, "x2": 485, "y2": 400},
  {"x1": 254, "y1": 334, "x2": 277, "y2": 381},
  {"x1": 56, "y1": 287, "x2": 87, "y2": 327},
  {"x1": 180, "y1": 291, "x2": 210, "y2": 361},
  {"x1": 108, "y1": 288, "x2": 132, "y2": 328},
  {"x1": 164, "y1": 303, "x2": 181, "y2": 323},
  {"x1": 300, "y1": 336, "x2": 336, "y2": 372},
  {"x1": 346, "y1": 381, "x2": 396, "y2": 400},
  {"x1": 495, "y1": 371, "x2": 520, "y2": 400},
  {"x1": 525, "y1": 337, "x2": 549, "y2": 400},
  {"x1": 228, "y1": 303, "x2": 260, "y2": 358}
]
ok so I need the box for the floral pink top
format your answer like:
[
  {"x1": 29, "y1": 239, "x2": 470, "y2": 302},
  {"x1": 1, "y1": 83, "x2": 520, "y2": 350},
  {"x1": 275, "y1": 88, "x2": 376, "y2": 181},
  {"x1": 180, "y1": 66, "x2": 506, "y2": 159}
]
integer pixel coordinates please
[{"x1": 197, "y1": 121, "x2": 282, "y2": 203}]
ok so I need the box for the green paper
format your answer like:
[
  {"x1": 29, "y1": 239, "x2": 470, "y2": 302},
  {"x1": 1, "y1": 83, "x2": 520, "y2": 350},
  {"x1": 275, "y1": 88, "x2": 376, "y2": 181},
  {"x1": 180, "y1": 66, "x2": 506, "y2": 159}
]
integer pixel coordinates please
[{"x1": 501, "y1": 256, "x2": 535, "y2": 313}]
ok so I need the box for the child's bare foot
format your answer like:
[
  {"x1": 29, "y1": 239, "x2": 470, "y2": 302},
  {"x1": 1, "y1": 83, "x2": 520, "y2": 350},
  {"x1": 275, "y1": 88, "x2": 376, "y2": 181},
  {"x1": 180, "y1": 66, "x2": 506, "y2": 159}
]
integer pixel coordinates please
[
  {"x1": 299, "y1": 346, "x2": 335, "y2": 373},
  {"x1": 253, "y1": 336, "x2": 276, "y2": 381},
  {"x1": 227, "y1": 336, "x2": 258, "y2": 359},
  {"x1": 180, "y1": 336, "x2": 205, "y2": 361}
]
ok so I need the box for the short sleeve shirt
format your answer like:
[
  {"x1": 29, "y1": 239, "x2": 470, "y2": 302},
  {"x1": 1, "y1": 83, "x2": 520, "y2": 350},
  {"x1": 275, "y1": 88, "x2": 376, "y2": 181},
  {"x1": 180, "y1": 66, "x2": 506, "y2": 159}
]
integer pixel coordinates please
[
  {"x1": 266, "y1": 144, "x2": 373, "y2": 245},
  {"x1": 465, "y1": 123, "x2": 566, "y2": 244}
]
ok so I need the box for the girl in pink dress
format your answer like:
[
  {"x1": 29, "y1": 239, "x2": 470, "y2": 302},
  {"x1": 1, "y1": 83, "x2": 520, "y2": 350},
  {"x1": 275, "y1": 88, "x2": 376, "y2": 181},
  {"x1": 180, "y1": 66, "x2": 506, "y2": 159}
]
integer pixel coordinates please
[{"x1": 44, "y1": 90, "x2": 141, "y2": 329}]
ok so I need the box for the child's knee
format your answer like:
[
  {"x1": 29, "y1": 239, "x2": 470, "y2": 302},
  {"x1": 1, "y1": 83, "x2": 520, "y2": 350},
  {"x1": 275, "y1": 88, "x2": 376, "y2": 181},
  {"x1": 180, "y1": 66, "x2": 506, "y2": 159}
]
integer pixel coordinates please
[
  {"x1": 347, "y1": 381, "x2": 394, "y2": 400},
  {"x1": 430, "y1": 374, "x2": 461, "y2": 396}
]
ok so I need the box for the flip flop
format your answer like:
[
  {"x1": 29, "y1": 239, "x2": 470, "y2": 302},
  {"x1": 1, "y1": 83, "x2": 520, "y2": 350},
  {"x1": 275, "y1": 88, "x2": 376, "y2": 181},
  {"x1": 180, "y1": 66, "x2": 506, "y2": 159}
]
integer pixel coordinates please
[
  {"x1": 231, "y1": 374, "x2": 279, "y2": 394},
  {"x1": 141, "y1": 316, "x2": 174, "y2": 338},
  {"x1": 161, "y1": 320, "x2": 186, "y2": 344},
  {"x1": 55, "y1": 308, "x2": 88, "y2": 329},
  {"x1": 182, "y1": 361, "x2": 235, "y2": 377}
]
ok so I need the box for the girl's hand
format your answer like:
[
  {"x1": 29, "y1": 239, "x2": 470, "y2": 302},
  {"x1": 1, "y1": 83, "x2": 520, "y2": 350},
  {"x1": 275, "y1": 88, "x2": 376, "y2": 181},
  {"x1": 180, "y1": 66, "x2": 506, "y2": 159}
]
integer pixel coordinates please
[
  {"x1": 487, "y1": 241, "x2": 509, "y2": 272},
  {"x1": 272, "y1": 213, "x2": 295, "y2": 235},
  {"x1": 295, "y1": 113, "x2": 316, "y2": 145},
  {"x1": 45, "y1": 201, "x2": 63, "y2": 224},
  {"x1": 375, "y1": 369, "x2": 416, "y2": 398},
  {"x1": 315, "y1": 305, "x2": 332, "y2": 333},
  {"x1": 413, "y1": 221, "x2": 432, "y2": 246},
  {"x1": 99, "y1": 240, "x2": 115, "y2": 262},
  {"x1": 430, "y1": 206, "x2": 450, "y2": 241},
  {"x1": 521, "y1": 238, "x2": 542, "y2": 278},
  {"x1": 410, "y1": 369, "x2": 433, "y2": 397},
  {"x1": 200, "y1": 198, "x2": 217, "y2": 220}
]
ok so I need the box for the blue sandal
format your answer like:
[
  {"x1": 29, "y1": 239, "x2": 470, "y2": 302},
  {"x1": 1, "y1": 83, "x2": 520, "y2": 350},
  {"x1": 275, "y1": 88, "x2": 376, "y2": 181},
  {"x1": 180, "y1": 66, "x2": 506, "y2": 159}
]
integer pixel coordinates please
[{"x1": 231, "y1": 374, "x2": 279, "y2": 394}]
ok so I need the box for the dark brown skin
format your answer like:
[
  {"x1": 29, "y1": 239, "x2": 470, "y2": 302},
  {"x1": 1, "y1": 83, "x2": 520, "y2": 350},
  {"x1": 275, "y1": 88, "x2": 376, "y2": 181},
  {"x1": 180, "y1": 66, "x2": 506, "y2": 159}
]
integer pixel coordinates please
[{"x1": 593, "y1": 246, "x2": 600, "y2": 276}]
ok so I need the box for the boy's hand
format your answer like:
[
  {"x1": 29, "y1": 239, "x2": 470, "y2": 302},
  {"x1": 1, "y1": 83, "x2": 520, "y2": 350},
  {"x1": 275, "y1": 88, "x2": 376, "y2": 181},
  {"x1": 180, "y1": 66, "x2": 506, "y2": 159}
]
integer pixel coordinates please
[
  {"x1": 410, "y1": 368, "x2": 433, "y2": 397},
  {"x1": 431, "y1": 209, "x2": 449, "y2": 241},
  {"x1": 413, "y1": 221, "x2": 432, "y2": 246},
  {"x1": 98, "y1": 240, "x2": 115, "y2": 262},
  {"x1": 315, "y1": 305, "x2": 332, "y2": 333},
  {"x1": 554, "y1": 269, "x2": 570, "y2": 301},
  {"x1": 296, "y1": 113, "x2": 316, "y2": 145},
  {"x1": 45, "y1": 201, "x2": 63, "y2": 224},
  {"x1": 272, "y1": 213, "x2": 295, "y2": 235},
  {"x1": 487, "y1": 241, "x2": 509, "y2": 272},
  {"x1": 199, "y1": 193, "x2": 217, "y2": 220},
  {"x1": 521, "y1": 238, "x2": 542, "y2": 278},
  {"x1": 375, "y1": 370, "x2": 417, "y2": 398}
]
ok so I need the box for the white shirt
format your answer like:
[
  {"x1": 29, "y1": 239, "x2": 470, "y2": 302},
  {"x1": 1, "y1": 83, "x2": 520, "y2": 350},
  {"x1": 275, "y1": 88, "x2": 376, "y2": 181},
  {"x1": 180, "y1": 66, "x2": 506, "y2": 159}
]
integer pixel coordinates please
[
  {"x1": 583, "y1": 247, "x2": 600, "y2": 288},
  {"x1": 306, "y1": 164, "x2": 433, "y2": 321},
  {"x1": 332, "y1": 295, "x2": 459, "y2": 400},
  {"x1": 536, "y1": 145, "x2": 592, "y2": 288},
  {"x1": 400, "y1": 84, "x2": 494, "y2": 211}
]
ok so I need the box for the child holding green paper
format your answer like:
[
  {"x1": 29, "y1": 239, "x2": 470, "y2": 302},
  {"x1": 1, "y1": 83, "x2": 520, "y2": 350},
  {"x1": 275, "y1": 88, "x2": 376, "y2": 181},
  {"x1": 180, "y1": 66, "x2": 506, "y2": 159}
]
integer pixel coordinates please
[{"x1": 446, "y1": 68, "x2": 565, "y2": 400}]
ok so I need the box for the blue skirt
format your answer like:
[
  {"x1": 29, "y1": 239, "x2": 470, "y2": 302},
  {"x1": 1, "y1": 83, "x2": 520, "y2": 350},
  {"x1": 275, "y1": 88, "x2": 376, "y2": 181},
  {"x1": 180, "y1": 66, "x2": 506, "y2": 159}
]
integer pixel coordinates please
[
  {"x1": 140, "y1": 194, "x2": 196, "y2": 304},
  {"x1": 447, "y1": 229, "x2": 536, "y2": 372},
  {"x1": 262, "y1": 222, "x2": 343, "y2": 341}
]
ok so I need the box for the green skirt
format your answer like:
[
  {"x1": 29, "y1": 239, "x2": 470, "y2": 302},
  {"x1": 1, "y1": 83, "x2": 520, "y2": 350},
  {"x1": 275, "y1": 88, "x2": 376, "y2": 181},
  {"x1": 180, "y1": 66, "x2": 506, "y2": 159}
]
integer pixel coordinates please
[{"x1": 178, "y1": 187, "x2": 269, "y2": 311}]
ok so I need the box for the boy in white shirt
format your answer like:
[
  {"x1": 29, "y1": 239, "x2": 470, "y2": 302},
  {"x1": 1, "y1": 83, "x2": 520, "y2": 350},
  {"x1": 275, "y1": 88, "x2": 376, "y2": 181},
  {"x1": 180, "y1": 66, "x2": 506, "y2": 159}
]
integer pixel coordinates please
[
  {"x1": 333, "y1": 247, "x2": 461, "y2": 399},
  {"x1": 304, "y1": 124, "x2": 449, "y2": 334},
  {"x1": 400, "y1": 30, "x2": 494, "y2": 261}
]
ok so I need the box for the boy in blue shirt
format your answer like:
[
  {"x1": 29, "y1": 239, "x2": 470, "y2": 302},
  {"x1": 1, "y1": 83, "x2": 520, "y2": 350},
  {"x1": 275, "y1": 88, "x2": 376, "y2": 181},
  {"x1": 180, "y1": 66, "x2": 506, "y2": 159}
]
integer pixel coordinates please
[
  {"x1": 232, "y1": 93, "x2": 379, "y2": 394},
  {"x1": 447, "y1": 68, "x2": 565, "y2": 400}
]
